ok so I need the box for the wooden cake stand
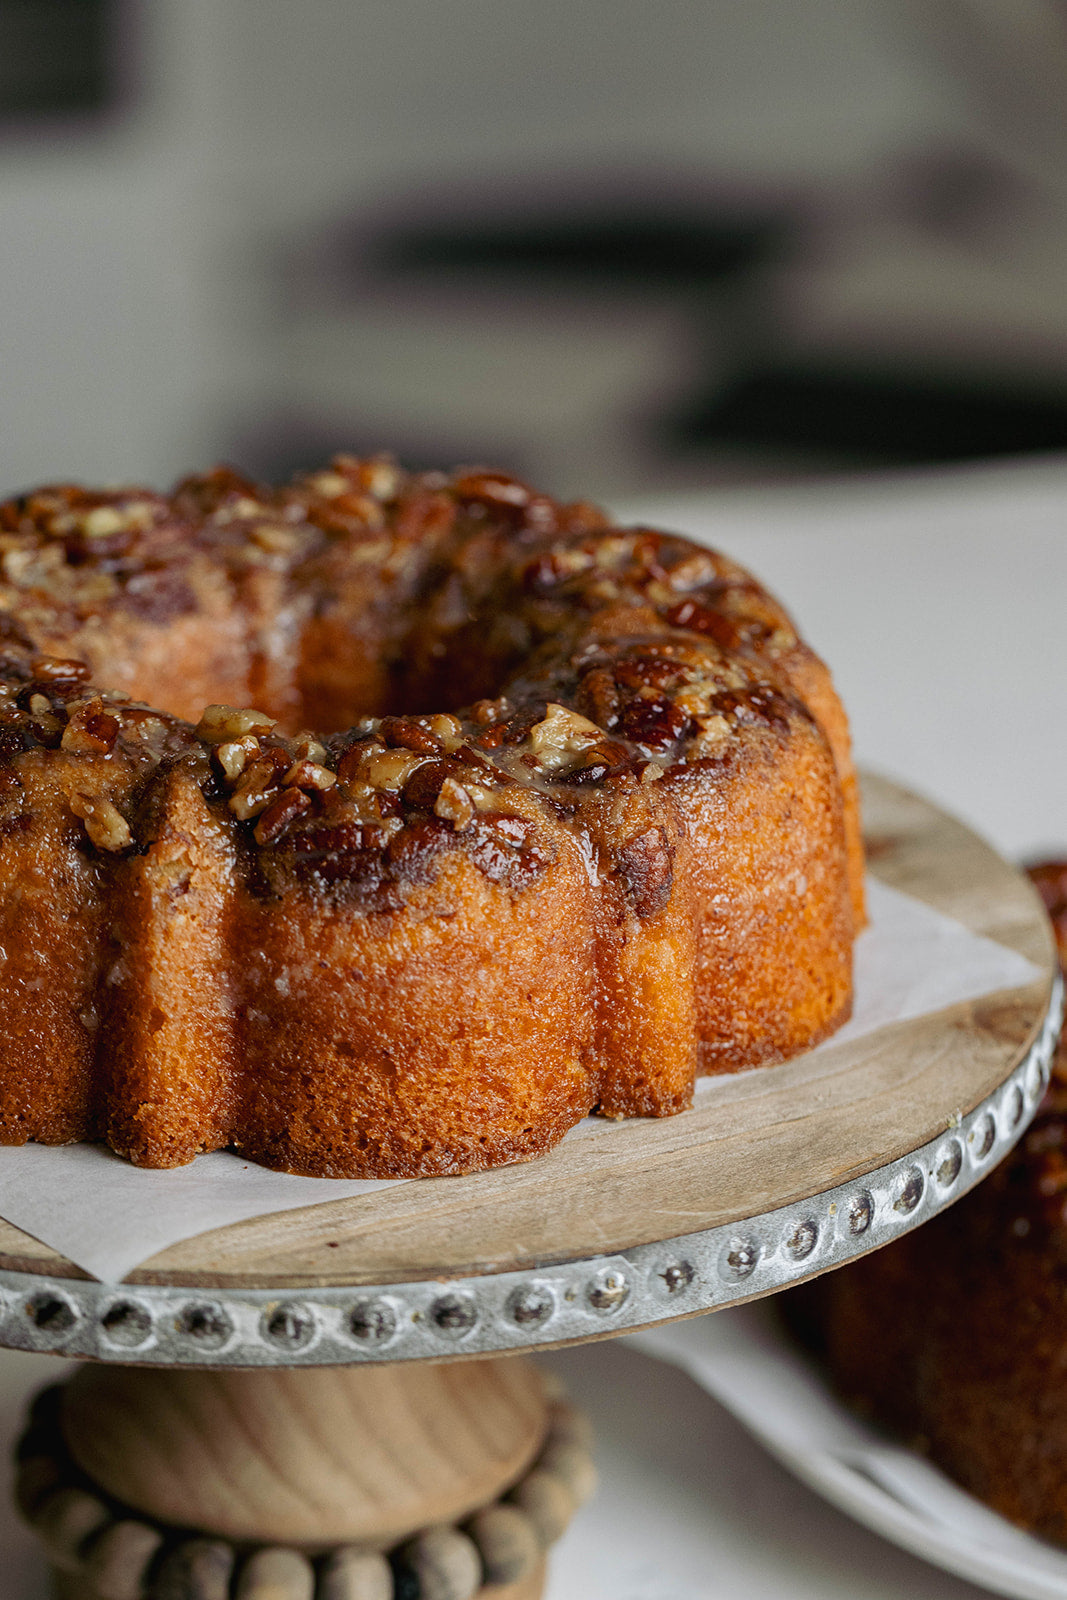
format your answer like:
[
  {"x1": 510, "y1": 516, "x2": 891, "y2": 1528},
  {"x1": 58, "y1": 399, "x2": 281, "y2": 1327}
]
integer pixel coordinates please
[{"x1": 0, "y1": 775, "x2": 1059, "y2": 1600}]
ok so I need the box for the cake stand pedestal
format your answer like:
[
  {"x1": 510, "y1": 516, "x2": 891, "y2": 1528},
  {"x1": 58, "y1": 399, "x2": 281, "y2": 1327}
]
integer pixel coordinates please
[{"x1": 0, "y1": 775, "x2": 1058, "y2": 1599}]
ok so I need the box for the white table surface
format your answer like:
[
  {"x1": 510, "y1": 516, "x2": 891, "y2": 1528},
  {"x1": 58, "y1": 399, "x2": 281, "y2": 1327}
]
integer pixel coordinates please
[
  {"x1": 0, "y1": 1337, "x2": 1014, "y2": 1600},
  {"x1": 5, "y1": 454, "x2": 1066, "y2": 1599}
]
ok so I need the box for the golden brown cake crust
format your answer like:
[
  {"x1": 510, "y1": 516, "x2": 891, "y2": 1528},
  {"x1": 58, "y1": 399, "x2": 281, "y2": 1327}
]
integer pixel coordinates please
[{"x1": 0, "y1": 458, "x2": 861, "y2": 1176}]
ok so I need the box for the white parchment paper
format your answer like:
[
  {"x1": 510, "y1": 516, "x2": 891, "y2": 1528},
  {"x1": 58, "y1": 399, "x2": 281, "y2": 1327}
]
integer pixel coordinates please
[{"x1": 0, "y1": 878, "x2": 1042, "y2": 1282}]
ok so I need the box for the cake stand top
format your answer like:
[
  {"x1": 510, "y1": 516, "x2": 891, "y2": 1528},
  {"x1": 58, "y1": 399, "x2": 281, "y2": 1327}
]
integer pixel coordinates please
[{"x1": 0, "y1": 772, "x2": 1056, "y2": 1367}]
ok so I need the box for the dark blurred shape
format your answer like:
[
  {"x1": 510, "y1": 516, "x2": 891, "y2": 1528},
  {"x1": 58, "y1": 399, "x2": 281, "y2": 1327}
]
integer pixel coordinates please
[
  {"x1": 669, "y1": 366, "x2": 1067, "y2": 466},
  {"x1": 373, "y1": 210, "x2": 786, "y2": 288},
  {"x1": 0, "y1": 0, "x2": 114, "y2": 119}
]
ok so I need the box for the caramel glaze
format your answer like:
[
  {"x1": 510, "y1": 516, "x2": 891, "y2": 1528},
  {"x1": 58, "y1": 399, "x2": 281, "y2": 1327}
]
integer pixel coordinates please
[
  {"x1": 0, "y1": 458, "x2": 862, "y2": 1175},
  {"x1": 784, "y1": 863, "x2": 1067, "y2": 1544}
]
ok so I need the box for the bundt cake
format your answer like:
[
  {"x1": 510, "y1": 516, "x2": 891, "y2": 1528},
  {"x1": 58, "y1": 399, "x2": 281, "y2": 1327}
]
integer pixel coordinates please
[
  {"x1": 784, "y1": 860, "x2": 1067, "y2": 1543},
  {"x1": 0, "y1": 457, "x2": 862, "y2": 1177}
]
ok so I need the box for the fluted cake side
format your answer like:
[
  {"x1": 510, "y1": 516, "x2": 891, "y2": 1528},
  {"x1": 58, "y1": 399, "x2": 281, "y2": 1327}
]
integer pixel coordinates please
[{"x1": 0, "y1": 458, "x2": 861, "y2": 1176}]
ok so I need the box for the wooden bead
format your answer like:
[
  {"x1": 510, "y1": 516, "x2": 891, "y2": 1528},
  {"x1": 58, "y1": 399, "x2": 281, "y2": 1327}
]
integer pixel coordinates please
[
  {"x1": 393, "y1": 1525, "x2": 481, "y2": 1600},
  {"x1": 317, "y1": 1548, "x2": 394, "y2": 1600},
  {"x1": 16, "y1": 1420, "x2": 62, "y2": 1461},
  {"x1": 535, "y1": 1440, "x2": 597, "y2": 1507},
  {"x1": 31, "y1": 1486, "x2": 112, "y2": 1569},
  {"x1": 235, "y1": 1547, "x2": 315, "y2": 1600},
  {"x1": 28, "y1": 1382, "x2": 65, "y2": 1431},
  {"x1": 536, "y1": 1371, "x2": 567, "y2": 1405},
  {"x1": 544, "y1": 1402, "x2": 593, "y2": 1454},
  {"x1": 14, "y1": 1452, "x2": 65, "y2": 1519},
  {"x1": 465, "y1": 1503, "x2": 539, "y2": 1586},
  {"x1": 84, "y1": 1519, "x2": 164, "y2": 1600},
  {"x1": 150, "y1": 1538, "x2": 234, "y2": 1600},
  {"x1": 506, "y1": 1471, "x2": 575, "y2": 1548}
]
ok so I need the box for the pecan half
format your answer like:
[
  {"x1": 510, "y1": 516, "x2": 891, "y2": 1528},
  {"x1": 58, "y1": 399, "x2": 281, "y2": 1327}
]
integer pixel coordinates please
[{"x1": 254, "y1": 787, "x2": 312, "y2": 845}]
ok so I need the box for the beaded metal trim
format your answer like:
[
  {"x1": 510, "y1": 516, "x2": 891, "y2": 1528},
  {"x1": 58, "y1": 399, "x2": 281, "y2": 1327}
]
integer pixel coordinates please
[{"x1": 0, "y1": 976, "x2": 1059, "y2": 1369}]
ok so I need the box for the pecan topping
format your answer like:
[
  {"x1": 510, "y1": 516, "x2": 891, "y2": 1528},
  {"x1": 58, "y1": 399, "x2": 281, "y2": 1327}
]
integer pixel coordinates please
[
  {"x1": 229, "y1": 758, "x2": 285, "y2": 820},
  {"x1": 402, "y1": 758, "x2": 453, "y2": 811},
  {"x1": 616, "y1": 693, "x2": 688, "y2": 753},
  {"x1": 254, "y1": 787, "x2": 312, "y2": 845},
  {"x1": 615, "y1": 826, "x2": 674, "y2": 918},
  {"x1": 291, "y1": 732, "x2": 328, "y2": 765},
  {"x1": 527, "y1": 703, "x2": 604, "y2": 772},
  {"x1": 452, "y1": 470, "x2": 531, "y2": 513},
  {"x1": 61, "y1": 698, "x2": 120, "y2": 755},
  {"x1": 379, "y1": 715, "x2": 443, "y2": 755},
  {"x1": 31, "y1": 656, "x2": 90, "y2": 685},
  {"x1": 434, "y1": 777, "x2": 475, "y2": 830},
  {"x1": 70, "y1": 793, "x2": 133, "y2": 853},
  {"x1": 283, "y1": 759, "x2": 336, "y2": 792},
  {"x1": 196, "y1": 704, "x2": 276, "y2": 742},
  {"x1": 666, "y1": 598, "x2": 739, "y2": 650},
  {"x1": 214, "y1": 740, "x2": 253, "y2": 782},
  {"x1": 386, "y1": 816, "x2": 453, "y2": 881}
]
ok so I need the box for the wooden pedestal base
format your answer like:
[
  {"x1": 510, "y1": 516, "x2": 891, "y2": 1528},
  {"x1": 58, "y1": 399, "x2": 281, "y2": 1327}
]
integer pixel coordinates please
[{"x1": 14, "y1": 1358, "x2": 594, "y2": 1599}]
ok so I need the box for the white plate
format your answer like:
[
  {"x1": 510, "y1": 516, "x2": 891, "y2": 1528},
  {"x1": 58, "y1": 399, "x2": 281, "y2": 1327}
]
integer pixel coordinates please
[{"x1": 630, "y1": 1304, "x2": 1067, "y2": 1600}]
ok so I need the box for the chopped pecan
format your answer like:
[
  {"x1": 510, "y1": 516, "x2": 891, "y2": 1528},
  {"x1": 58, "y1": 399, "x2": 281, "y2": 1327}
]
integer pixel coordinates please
[
  {"x1": 283, "y1": 759, "x2": 336, "y2": 792},
  {"x1": 355, "y1": 456, "x2": 401, "y2": 500},
  {"x1": 291, "y1": 820, "x2": 389, "y2": 862},
  {"x1": 196, "y1": 704, "x2": 276, "y2": 742},
  {"x1": 426, "y1": 713, "x2": 463, "y2": 746},
  {"x1": 522, "y1": 546, "x2": 593, "y2": 591},
  {"x1": 574, "y1": 666, "x2": 619, "y2": 729},
  {"x1": 304, "y1": 470, "x2": 349, "y2": 499},
  {"x1": 291, "y1": 732, "x2": 328, "y2": 765},
  {"x1": 249, "y1": 522, "x2": 299, "y2": 556},
  {"x1": 336, "y1": 737, "x2": 381, "y2": 786},
  {"x1": 214, "y1": 740, "x2": 253, "y2": 782},
  {"x1": 615, "y1": 826, "x2": 674, "y2": 918},
  {"x1": 229, "y1": 758, "x2": 285, "y2": 820},
  {"x1": 617, "y1": 693, "x2": 688, "y2": 753},
  {"x1": 402, "y1": 758, "x2": 453, "y2": 811},
  {"x1": 465, "y1": 813, "x2": 551, "y2": 890},
  {"x1": 359, "y1": 747, "x2": 428, "y2": 792},
  {"x1": 566, "y1": 740, "x2": 633, "y2": 787},
  {"x1": 31, "y1": 656, "x2": 90, "y2": 685},
  {"x1": 452, "y1": 470, "x2": 531, "y2": 513},
  {"x1": 714, "y1": 684, "x2": 791, "y2": 733},
  {"x1": 25, "y1": 692, "x2": 63, "y2": 741},
  {"x1": 61, "y1": 699, "x2": 120, "y2": 755},
  {"x1": 80, "y1": 506, "x2": 125, "y2": 538},
  {"x1": 71, "y1": 793, "x2": 133, "y2": 852},
  {"x1": 254, "y1": 787, "x2": 312, "y2": 845},
  {"x1": 666, "y1": 598, "x2": 739, "y2": 650},
  {"x1": 614, "y1": 654, "x2": 682, "y2": 691},
  {"x1": 386, "y1": 817, "x2": 454, "y2": 882},
  {"x1": 471, "y1": 696, "x2": 511, "y2": 727},
  {"x1": 528, "y1": 703, "x2": 604, "y2": 772},
  {"x1": 500, "y1": 703, "x2": 549, "y2": 746},
  {"x1": 434, "y1": 777, "x2": 475, "y2": 830},
  {"x1": 379, "y1": 715, "x2": 443, "y2": 755}
]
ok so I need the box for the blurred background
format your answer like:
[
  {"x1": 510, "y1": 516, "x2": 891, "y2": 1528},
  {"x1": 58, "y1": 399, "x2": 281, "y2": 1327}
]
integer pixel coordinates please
[{"x1": 4, "y1": 0, "x2": 1067, "y2": 501}]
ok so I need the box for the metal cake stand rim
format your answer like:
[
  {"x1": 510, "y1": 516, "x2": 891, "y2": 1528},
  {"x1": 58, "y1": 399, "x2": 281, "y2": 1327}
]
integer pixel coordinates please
[{"x1": 0, "y1": 972, "x2": 1058, "y2": 1369}]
